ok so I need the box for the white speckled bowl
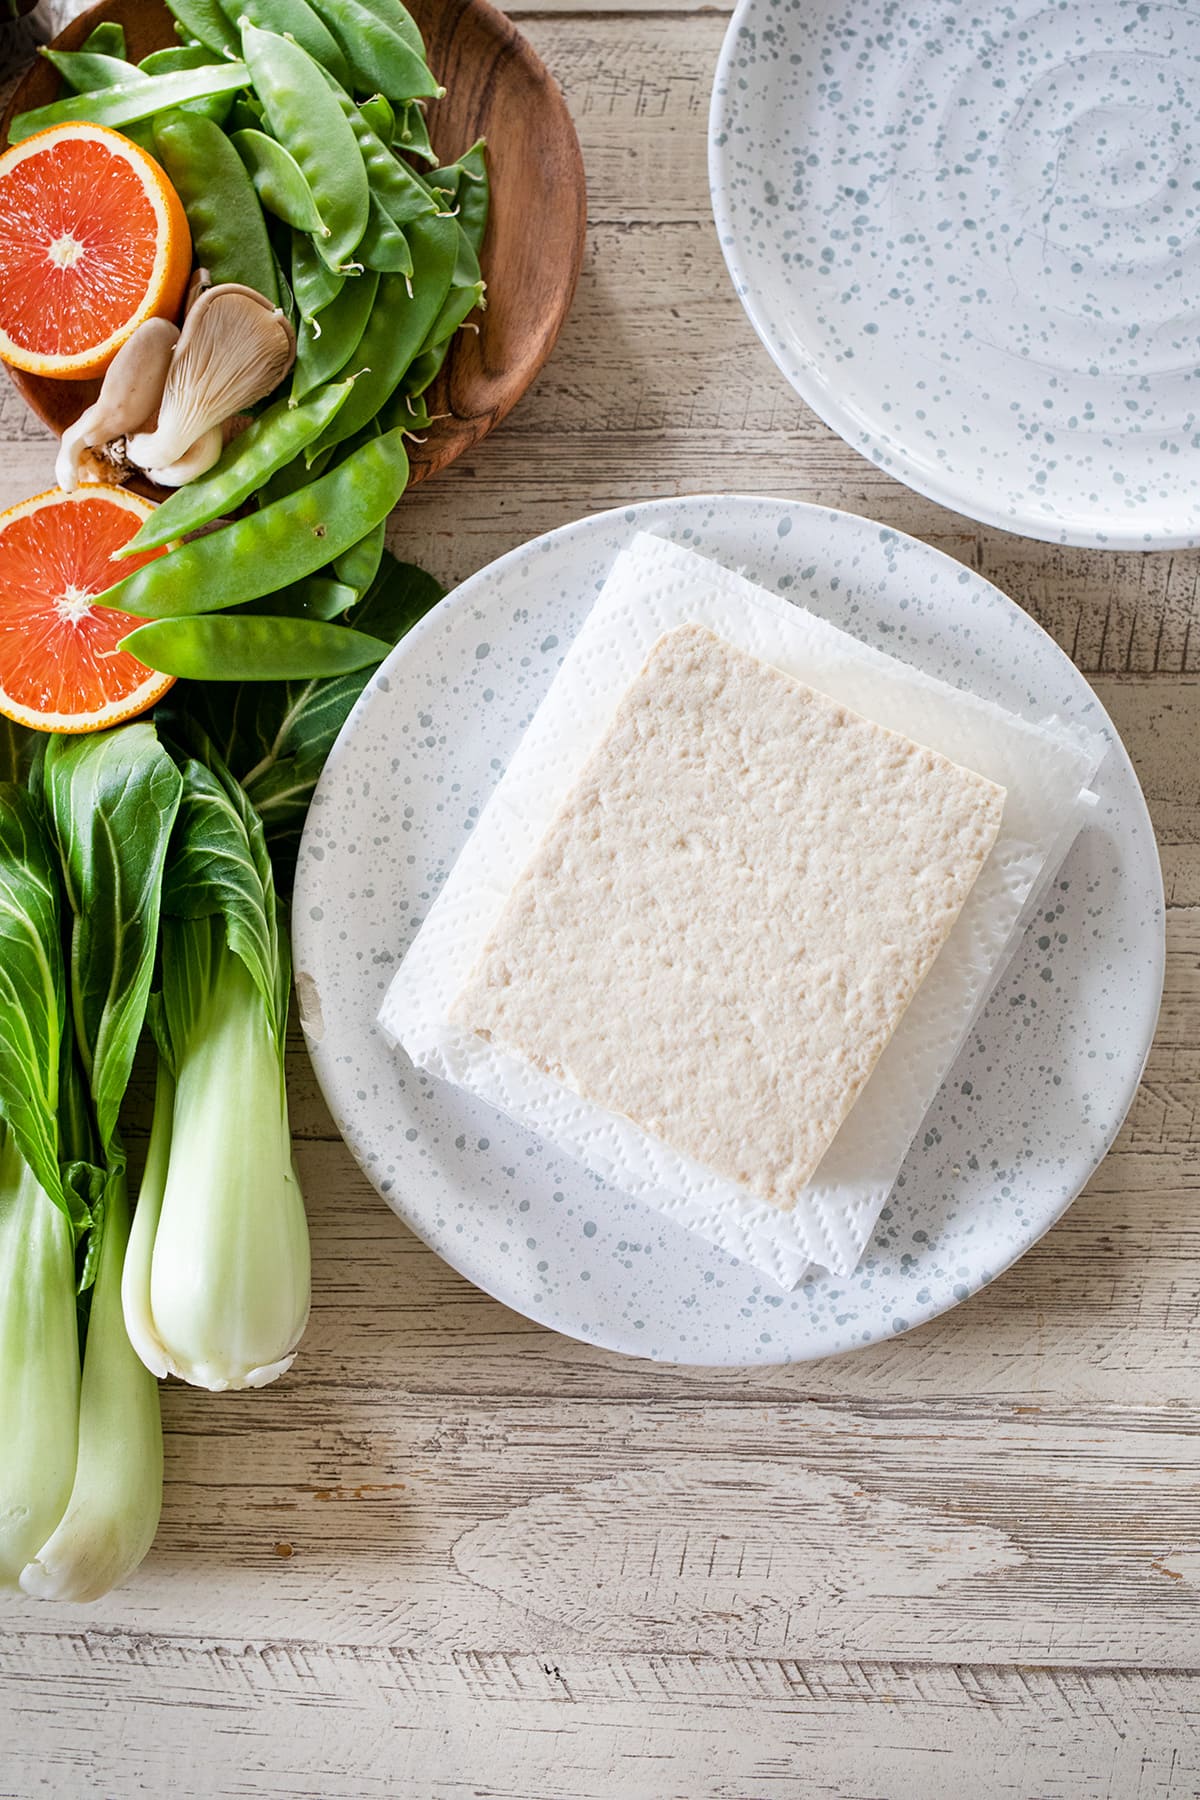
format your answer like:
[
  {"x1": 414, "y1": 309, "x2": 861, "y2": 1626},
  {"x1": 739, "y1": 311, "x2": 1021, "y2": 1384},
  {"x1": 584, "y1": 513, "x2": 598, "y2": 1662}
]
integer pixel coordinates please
[
  {"x1": 709, "y1": 0, "x2": 1200, "y2": 548},
  {"x1": 293, "y1": 496, "x2": 1163, "y2": 1364}
]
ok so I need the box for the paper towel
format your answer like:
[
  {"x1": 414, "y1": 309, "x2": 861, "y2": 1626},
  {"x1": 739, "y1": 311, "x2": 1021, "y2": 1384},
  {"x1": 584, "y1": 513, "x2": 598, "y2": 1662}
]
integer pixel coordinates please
[{"x1": 379, "y1": 533, "x2": 1106, "y2": 1285}]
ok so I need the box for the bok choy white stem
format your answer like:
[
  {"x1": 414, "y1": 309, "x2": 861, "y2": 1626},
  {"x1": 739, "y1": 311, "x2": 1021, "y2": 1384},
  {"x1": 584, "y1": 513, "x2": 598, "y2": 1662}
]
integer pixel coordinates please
[
  {"x1": 0, "y1": 728, "x2": 180, "y2": 1603},
  {"x1": 0, "y1": 1129, "x2": 79, "y2": 1587},
  {"x1": 0, "y1": 784, "x2": 81, "y2": 1589},
  {"x1": 122, "y1": 753, "x2": 310, "y2": 1391},
  {"x1": 19, "y1": 1170, "x2": 162, "y2": 1602}
]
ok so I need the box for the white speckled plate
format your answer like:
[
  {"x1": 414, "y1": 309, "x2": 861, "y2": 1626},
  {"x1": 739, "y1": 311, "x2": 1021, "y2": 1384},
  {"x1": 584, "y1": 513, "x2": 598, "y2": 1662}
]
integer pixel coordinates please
[
  {"x1": 293, "y1": 496, "x2": 1163, "y2": 1364},
  {"x1": 709, "y1": 0, "x2": 1200, "y2": 548}
]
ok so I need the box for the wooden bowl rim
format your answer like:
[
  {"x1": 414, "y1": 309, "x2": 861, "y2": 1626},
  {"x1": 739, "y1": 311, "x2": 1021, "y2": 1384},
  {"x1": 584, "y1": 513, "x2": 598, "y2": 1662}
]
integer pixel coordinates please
[{"x1": 0, "y1": 0, "x2": 587, "y2": 488}]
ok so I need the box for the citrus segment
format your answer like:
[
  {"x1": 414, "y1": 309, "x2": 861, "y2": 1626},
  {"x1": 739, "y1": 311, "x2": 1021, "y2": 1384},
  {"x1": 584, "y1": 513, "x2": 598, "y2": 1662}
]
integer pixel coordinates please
[
  {"x1": 0, "y1": 485, "x2": 175, "y2": 733},
  {"x1": 0, "y1": 124, "x2": 191, "y2": 380}
]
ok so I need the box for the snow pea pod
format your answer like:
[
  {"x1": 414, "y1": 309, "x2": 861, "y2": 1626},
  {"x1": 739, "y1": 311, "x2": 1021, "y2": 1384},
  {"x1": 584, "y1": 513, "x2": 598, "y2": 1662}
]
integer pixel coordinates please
[
  {"x1": 430, "y1": 142, "x2": 486, "y2": 210},
  {"x1": 317, "y1": 71, "x2": 436, "y2": 236},
  {"x1": 394, "y1": 99, "x2": 436, "y2": 166},
  {"x1": 357, "y1": 195, "x2": 414, "y2": 275},
  {"x1": 240, "y1": 25, "x2": 368, "y2": 272},
  {"x1": 293, "y1": 269, "x2": 378, "y2": 400},
  {"x1": 9, "y1": 61, "x2": 249, "y2": 140},
  {"x1": 123, "y1": 120, "x2": 159, "y2": 154},
  {"x1": 307, "y1": 214, "x2": 457, "y2": 454},
  {"x1": 381, "y1": 382, "x2": 435, "y2": 429},
  {"x1": 120, "y1": 379, "x2": 356, "y2": 555},
  {"x1": 453, "y1": 140, "x2": 489, "y2": 256},
  {"x1": 120, "y1": 615, "x2": 390, "y2": 680},
  {"x1": 80, "y1": 21, "x2": 127, "y2": 57},
  {"x1": 259, "y1": 450, "x2": 321, "y2": 507},
  {"x1": 397, "y1": 342, "x2": 445, "y2": 400},
  {"x1": 271, "y1": 241, "x2": 296, "y2": 326},
  {"x1": 41, "y1": 50, "x2": 138, "y2": 90},
  {"x1": 344, "y1": 0, "x2": 427, "y2": 58},
  {"x1": 163, "y1": 0, "x2": 241, "y2": 56},
  {"x1": 217, "y1": 0, "x2": 352, "y2": 91},
  {"x1": 359, "y1": 93, "x2": 394, "y2": 147},
  {"x1": 225, "y1": 93, "x2": 264, "y2": 132},
  {"x1": 139, "y1": 45, "x2": 221, "y2": 73},
  {"x1": 394, "y1": 273, "x2": 484, "y2": 407},
  {"x1": 153, "y1": 111, "x2": 278, "y2": 304},
  {"x1": 140, "y1": 44, "x2": 235, "y2": 123},
  {"x1": 452, "y1": 225, "x2": 481, "y2": 291},
  {"x1": 311, "y1": 0, "x2": 441, "y2": 101},
  {"x1": 247, "y1": 575, "x2": 358, "y2": 619},
  {"x1": 421, "y1": 277, "x2": 485, "y2": 355},
  {"x1": 291, "y1": 229, "x2": 344, "y2": 323},
  {"x1": 40, "y1": 52, "x2": 203, "y2": 140},
  {"x1": 428, "y1": 141, "x2": 488, "y2": 284},
  {"x1": 232, "y1": 130, "x2": 327, "y2": 237},
  {"x1": 96, "y1": 428, "x2": 411, "y2": 620},
  {"x1": 332, "y1": 520, "x2": 385, "y2": 596}
]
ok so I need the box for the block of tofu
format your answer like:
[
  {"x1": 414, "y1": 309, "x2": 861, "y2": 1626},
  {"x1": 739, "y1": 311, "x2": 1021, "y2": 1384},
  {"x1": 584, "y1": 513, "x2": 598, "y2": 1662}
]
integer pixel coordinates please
[{"x1": 450, "y1": 623, "x2": 1006, "y2": 1210}]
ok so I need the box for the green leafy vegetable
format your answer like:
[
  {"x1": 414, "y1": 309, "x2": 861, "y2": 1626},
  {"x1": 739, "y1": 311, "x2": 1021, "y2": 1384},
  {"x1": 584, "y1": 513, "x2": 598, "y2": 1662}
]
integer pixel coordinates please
[
  {"x1": 122, "y1": 754, "x2": 309, "y2": 1391},
  {"x1": 0, "y1": 1133, "x2": 79, "y2": 1588},
  {"x1": 43, "y1": 728, "x2": 183, "y2": 1165},
  {"x1": 155, "y1": 551, "x2": 443, "y2": 885},
  {"x1": 79, "y1": 21, "x2": 128, "y2": 58},
  {"x1": 0, "y1": 729, "x2": 181, "y2": 1601},
  {"x1": 0, "y1": 717, "x2": 34, "y2": 786},
  {"x1": 19, "y1": 1168, "x2": 162, "y2": 1604},
  {"x1": 0, "y1": 785, "x2": 73, "y2": 1226}
]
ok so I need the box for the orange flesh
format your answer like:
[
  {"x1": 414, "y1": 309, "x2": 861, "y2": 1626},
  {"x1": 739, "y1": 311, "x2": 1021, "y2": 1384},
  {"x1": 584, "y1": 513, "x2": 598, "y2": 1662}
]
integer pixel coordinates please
[
  {"x1": 0, "y1": 496, "x2": 164, "y2": 715},
  {"x1": 0, "y1": 140, "x2": 160, "y2": 356}
]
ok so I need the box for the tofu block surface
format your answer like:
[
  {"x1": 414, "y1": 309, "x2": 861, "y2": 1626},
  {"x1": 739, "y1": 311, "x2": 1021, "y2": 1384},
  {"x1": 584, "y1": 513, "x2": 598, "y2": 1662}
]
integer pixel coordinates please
[{"x1": 451, "y1": 624, "x2": 1006, "y2": 1207}]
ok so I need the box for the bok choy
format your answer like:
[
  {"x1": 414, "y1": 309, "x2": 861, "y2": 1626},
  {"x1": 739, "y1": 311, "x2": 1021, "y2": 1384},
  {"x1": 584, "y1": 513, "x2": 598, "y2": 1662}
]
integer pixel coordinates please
[
  {"x1": 1, "y1": 549, "x2": 444, "y2": 1597},
  {"x1": 0, "y1": 786, "x2": 80, "y2": 1586},
  {"x1": 119, "y1": 552, "x2": 443, "y2": 1390},
  {"x1": 123, "y1": 750, "x2": 310, "y2": 1390},
  {"x1": 0, "y1": 726, "x2": 181, "y2": 1600}
]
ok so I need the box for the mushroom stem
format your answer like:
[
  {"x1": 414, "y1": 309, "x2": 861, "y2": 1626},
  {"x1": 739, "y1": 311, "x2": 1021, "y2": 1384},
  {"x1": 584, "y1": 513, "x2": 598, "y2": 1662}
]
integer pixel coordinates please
[
  {"x1": 143, "y1": 424, "x2": 225, "y2": 488},
  {"x1": 125, "y1": 285, "x2": 297, "y2": 475},
  {"x1": 55, "y1": 319, "x2": 180, "y2": 492}
]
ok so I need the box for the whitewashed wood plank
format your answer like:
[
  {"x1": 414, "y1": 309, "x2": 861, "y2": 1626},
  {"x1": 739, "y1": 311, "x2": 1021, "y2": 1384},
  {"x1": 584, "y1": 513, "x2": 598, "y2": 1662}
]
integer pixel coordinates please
[
  {"x1": 6, "y1": 1383, "x2": 1200, "y2": 1663},
  {"x1": 3, "y1": 17, "x2": 1198, "y2": 684},
  {"x1": 0, "y1": 1641, "x2": 1196, "y2": 1800},
  {"x1": 0, "y1": 10, "x2": 1197, "y2": 1789}
]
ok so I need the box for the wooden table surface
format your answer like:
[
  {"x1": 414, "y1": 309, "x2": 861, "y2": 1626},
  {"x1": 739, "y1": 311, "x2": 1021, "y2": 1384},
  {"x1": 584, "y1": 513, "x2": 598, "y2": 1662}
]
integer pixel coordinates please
[{"x1": 2, "y1": 4, "x2": 1198, "y2": 1796}]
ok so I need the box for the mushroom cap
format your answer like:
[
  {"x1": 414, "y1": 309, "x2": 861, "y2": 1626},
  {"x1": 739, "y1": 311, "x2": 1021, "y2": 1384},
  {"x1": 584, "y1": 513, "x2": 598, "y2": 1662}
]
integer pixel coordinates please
[
  {"x1": 54, "y1": 316, "x2": 181, "y2": 492},
  {"x1": 126, "y1": 283, "x2": 297, "y2": 474}
]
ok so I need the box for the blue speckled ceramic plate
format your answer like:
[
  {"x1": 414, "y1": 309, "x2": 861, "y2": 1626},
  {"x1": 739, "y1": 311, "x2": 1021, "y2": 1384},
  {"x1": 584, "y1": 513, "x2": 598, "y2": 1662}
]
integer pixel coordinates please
[
  {"x1": 709, "y1": 0, "x2": 1200, "y2": 549},
  {"x1": 293, "y1": 496, "x2": 1163, "y2": 1364}
]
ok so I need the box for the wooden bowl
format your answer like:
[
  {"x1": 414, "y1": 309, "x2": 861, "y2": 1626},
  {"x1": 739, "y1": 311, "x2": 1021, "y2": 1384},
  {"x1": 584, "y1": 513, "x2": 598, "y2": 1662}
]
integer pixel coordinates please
[{"x1": 0, "y1": 0, "x2": 586, "y2": 486}]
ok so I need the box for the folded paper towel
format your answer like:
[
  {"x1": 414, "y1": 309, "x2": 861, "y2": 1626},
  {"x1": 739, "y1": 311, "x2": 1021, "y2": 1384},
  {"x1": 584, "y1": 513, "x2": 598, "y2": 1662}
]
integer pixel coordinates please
[{"x1": 379, "y1": 532, "x2": 1106, "y2": 1287}]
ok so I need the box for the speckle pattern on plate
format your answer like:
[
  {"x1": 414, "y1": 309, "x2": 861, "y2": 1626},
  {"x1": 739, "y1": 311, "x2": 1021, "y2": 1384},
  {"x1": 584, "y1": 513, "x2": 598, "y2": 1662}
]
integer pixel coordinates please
[
  {"x1": 709, "y1": 0, "x2": 1200, "y2": 548},
  {"x1": 292, "y1": 496, "x2": 1163, "y2": 1364}
]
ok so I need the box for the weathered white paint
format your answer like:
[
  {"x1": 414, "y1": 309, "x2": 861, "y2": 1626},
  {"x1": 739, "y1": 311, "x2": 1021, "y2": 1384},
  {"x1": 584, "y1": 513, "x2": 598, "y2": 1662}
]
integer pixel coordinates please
[{"x1": 1, "y1": 10, "x2": 1198, "y2": 1797}]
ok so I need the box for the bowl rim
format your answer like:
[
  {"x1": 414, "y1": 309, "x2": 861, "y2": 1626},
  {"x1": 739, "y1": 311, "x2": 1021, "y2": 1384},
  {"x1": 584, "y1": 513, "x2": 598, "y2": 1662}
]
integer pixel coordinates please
[{"x1": 0, "y1": 0, "x2": 587, "y2": 487}]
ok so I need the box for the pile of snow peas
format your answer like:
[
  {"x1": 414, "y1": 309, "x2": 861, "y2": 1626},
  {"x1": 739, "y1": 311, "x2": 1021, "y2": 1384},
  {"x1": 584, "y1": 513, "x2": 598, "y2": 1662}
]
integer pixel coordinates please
[{"x1": 10, "y1": 0, "x2": 488, "y2": 682}]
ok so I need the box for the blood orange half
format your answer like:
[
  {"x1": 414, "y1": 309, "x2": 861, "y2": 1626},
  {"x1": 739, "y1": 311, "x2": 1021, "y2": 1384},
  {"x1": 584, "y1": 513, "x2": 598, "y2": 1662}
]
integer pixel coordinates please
[
  {"x1": 0, "y1": 485, "x2": 175, "y2": 733},
  {"x1": 0, "y1": 123, "x2": 191, "y2": 380}
]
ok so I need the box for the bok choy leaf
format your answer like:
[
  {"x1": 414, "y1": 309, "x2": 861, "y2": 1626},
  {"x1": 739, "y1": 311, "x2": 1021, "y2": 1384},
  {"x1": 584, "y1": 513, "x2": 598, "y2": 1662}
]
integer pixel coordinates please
[
  {"x1": 154, "y1": 551, "x2": 443, "y2": 887},
  {"x1": 0, "y1": 783, "x2": 79, "y2": 1586},
  {"x1": 123, "y1": 751, "x2": 310, "y2": 1391},
  {"x1": 0, "y1": 784, "x2": 77, "y2": 1229},
  {"x1": 8, "y1": 728, "x2": 182, "y2": 1603}
]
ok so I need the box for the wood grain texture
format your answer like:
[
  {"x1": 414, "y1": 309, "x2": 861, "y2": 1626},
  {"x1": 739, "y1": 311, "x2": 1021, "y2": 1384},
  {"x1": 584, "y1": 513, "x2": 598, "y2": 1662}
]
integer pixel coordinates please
[
  {"x1": 2, "y1": 0, "x2": 586, "y2": 487},
  {"x1": 1, "y1": 8, "x2": 1199, "y2": 1798}
]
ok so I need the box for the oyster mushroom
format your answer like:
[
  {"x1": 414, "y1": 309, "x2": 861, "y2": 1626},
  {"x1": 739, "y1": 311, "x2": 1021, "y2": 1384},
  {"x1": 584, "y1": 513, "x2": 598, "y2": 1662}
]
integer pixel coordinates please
[
  {"x1": 126, "y1": 283, "x2": 296, "y2": 479},
  {"x1": 143, "y1": 422, "x2": 225, "y2": 489},
  {"x1": 55, "y1": 318, "x2": 180, "y2": 493}
]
